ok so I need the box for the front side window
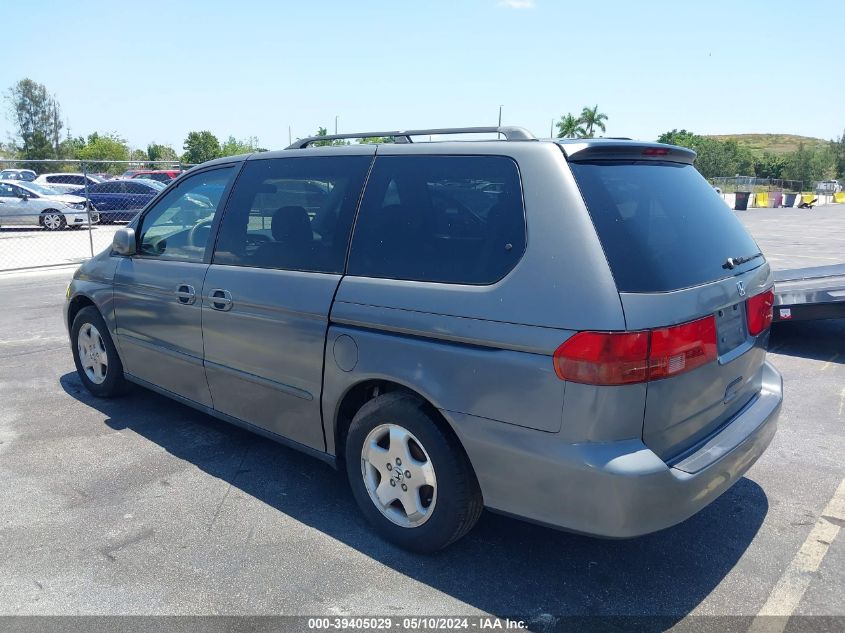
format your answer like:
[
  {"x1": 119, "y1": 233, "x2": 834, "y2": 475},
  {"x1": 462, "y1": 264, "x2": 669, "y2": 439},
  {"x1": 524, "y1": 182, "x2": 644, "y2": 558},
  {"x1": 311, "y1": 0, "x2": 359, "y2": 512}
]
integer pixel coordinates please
[
  {"x1": 136, "y1": 167, "x2": 234, "y2": 262},
  {"x1": 347, "y1": 155, "x2": 526, "y2": 285},
  {"x1": 212, "y1": 156, "x2": 372, "y2": 273},
  {"x1": 0, "y1": 183, "x2": 15, "y2": 197}
]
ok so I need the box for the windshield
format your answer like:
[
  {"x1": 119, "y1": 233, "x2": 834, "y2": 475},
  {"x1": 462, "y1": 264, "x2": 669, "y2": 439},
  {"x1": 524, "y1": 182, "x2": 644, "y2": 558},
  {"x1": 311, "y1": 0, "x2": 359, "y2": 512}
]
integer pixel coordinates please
[
  {"x1": 570, "y1": 160, "x2": 762, "y2": 293},
  {"x1": 135, "y1": 179, "x2": 166, "y2": 190},
  {"x1": 22, "y1": 182, "x2": 63, "y2": 196}
]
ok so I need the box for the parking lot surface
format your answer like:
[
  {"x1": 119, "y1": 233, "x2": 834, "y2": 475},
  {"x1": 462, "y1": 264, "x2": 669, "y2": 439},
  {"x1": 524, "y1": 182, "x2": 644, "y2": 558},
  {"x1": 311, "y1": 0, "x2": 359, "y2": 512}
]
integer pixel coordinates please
[
  {"x1": 738, "y1": 205, "x2": 845, "y2": 270},
  {"x1": 1, "y1": 212, "x2": 844, "y2": 629}
]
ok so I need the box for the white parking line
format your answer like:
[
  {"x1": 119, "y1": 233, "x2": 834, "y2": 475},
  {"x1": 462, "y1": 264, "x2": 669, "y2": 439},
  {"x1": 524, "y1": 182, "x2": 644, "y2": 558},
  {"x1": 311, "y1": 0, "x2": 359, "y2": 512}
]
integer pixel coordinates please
[
  {"x1": 820, "y1": 353, "x2": 840, "y2": 371},
  {"x1": 748, "y1": 478, "x2": 845, "y2": 632},
  {"x1": 839, "y1": 387, "x2": 845, "y2": 417}
]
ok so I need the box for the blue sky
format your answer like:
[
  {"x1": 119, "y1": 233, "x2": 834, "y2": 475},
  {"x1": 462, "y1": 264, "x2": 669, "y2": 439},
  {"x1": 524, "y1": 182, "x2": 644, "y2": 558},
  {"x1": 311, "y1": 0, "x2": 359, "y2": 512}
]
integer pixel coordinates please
[{"x1": 4, "y1": 0, "x2": 842, "y2": 152}]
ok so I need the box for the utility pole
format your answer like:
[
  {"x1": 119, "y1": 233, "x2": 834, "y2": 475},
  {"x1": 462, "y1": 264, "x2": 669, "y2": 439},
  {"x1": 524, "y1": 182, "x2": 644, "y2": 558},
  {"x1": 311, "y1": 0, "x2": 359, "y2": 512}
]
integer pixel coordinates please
[
  {"x1": 550, "y1": 118, "x2": 555, "y2": 138},
  {"x1": 498, "y1": 105, "x2": 503, "y2": 128},
  {"x1": 288, "y1": 126, "x2": 292, "y2": 145},
  {"x1": 335, "y1": 115, "x2": 339, "y2": 135}
]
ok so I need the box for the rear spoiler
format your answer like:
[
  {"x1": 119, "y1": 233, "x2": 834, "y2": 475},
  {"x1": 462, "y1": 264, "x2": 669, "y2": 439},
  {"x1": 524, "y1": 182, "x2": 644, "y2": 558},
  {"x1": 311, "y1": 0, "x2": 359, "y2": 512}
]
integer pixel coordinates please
[{"x1": 558, "y1": 140, "x2": 696, "y2": 165}]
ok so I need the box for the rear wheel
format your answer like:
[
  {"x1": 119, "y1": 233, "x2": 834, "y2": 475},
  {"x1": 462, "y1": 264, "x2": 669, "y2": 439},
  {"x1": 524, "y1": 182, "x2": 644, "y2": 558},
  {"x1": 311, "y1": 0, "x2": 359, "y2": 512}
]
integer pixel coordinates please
[
  {"x1": 71, "y1": 306, "x2": 127, "y2": 397},
  {"x1": 40, "y1": 210, "x2": 66, "y2": 231},
  {"x1": 345, "y1": 392, "x2": 483, "y2": 551}
]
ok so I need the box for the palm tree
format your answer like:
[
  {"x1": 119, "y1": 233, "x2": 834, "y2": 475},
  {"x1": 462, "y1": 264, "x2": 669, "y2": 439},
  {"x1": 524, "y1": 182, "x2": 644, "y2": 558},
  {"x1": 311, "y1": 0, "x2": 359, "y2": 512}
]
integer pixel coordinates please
[
  {"x1": 556, "y1": 113, "x2": 586, "y2": 139},
  {"x1": 580, "y1": 105, "x2": 608, "y2": 138}
]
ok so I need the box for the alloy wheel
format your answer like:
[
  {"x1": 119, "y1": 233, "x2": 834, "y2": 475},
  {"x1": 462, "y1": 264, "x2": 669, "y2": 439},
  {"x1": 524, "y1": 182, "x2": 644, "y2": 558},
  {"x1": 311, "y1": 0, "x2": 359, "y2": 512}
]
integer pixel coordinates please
[
  {"x1": 360, "y1": 423, "x2": 437, "y2": 528},
  {"x1": 77, "y1": 322, "x2": 108, "y2": 385},
  {"x1": 42, "y1": 213, "x2": 63, "y2": 230}
]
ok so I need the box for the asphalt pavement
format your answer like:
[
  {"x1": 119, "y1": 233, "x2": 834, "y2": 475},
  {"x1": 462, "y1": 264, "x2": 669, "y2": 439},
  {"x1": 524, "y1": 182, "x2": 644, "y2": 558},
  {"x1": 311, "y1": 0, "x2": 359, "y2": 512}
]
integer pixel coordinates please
[
  {"x1": 0, "y1": 266, "x2": 843, "y2": 630},
  {"x1": 738, "y1": 205, "x2": 845, "y2": 271}
]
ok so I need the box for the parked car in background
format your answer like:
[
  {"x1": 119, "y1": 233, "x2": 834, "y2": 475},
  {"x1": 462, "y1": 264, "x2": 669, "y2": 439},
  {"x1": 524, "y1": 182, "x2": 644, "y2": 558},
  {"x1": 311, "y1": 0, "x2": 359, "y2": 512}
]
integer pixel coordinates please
[
  {"x1": 0, "y1": 168, "x2": 37, "y2": 181},
  {"x1": 70, "y1": 178, "x2": 165, "y2": 223},
  {"x1": 128, "y1": 169, "x2": 181, "y2": 183},
  {"x1": 0, "y1": 180, "x2": 98, "y2": 230},
  {"x1": 65, "y1": 127, "x2": 782, "y2": 551},
  {"x1": 34, "y1": 173, "x2": 103, "y2": 194}
]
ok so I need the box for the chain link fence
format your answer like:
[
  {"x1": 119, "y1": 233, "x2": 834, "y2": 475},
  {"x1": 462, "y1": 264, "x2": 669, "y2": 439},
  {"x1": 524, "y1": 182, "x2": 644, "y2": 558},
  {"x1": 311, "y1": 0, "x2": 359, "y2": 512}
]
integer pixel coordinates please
[
  {"x1": 0, "y1": 159, "x2": 193, "y2": 271},
  {"x1": 709, "y1": 176, "x2": 806, "y2": 193}
]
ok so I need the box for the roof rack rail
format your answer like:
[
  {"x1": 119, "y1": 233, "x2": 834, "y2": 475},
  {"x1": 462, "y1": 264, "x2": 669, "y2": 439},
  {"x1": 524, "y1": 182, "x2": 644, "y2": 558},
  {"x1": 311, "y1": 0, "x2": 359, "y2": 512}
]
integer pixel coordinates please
[{"x1": 286, "y1": 126, "x2": 535, "y2": 149}]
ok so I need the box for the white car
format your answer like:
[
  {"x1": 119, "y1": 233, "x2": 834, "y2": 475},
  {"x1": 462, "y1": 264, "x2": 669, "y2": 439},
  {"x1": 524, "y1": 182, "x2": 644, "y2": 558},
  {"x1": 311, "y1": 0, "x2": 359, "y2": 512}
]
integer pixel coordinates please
[
  {"x1": 0, "y1": 180, "x2": 99, "y2": 230},
  {"x1": 0, "y1": 168, "x2": 37, "y2": 181},
  {"x1": 34, "y1": 172, "x2": 102, "y2": 194}
]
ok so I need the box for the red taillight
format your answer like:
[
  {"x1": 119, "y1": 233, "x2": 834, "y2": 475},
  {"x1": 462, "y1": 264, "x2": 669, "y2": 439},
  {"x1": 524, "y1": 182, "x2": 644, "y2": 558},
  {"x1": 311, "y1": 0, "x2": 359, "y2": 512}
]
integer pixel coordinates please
[
  {"x1": 746, "y1": 288, "x2": 774, "y2": 336},
  {"x1": 553, "y1": 315, "x2": 717, "y2": 385},
  {"x1": 649, "y1": 317, "x2": 717, "y2": 379},
  {"x1": 642, "y1": 147, "x2": 669, "y2": 156},
  {"x1": 553, "y1": 331, "x2": 649, "y2": 385}
]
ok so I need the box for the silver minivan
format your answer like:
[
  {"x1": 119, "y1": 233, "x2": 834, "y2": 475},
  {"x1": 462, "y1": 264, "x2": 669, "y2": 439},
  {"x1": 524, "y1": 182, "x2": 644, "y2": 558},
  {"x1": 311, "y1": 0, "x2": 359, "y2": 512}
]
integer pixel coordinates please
[{"x1": 65, "y1": 127, "x2": 782, "y2": 551}]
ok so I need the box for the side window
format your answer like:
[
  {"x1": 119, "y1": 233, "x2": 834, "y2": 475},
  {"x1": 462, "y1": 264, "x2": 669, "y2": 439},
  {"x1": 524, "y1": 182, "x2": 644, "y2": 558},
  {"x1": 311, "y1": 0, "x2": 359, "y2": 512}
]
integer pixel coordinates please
[
  {"x1": 0, "y1": 183, "x2": 15, "y2": 197},
  {"x1": 212, "y1": 155, "x2": 372, "y2": 273},
  {"x1": 67, "y1": 175, "x2": 85, "y2": 185},
  {"x1": 124, "y1": 182, "x2": 146, "y2": 194},
  {"x1": 46, "y1": 175, "x2": 61, "y2": 184},
  {"x1": 136, "y1": 167, "x2": 235, "y2": 262},
  {"x1": 347, "y1": 155, "x2": 526, "y2": 285}
]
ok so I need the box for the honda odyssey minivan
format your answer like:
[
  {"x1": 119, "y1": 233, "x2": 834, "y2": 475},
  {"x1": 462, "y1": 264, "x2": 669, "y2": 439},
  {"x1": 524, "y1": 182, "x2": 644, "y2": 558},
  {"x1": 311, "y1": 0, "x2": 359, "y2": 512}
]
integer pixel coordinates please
[{"x1": 65, "y1": 126, "x2": 782, "y2": 551}]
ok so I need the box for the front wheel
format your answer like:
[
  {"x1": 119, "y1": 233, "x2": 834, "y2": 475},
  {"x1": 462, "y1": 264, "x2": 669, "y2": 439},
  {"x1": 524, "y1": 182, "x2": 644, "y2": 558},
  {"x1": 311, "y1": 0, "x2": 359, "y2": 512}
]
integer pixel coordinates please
[
  {"x1": 41, "y1": 210, "x2": 66, "y2": 231},
  {"x1": 71, "y1": 306, "x2": 127, "y2": 397},
  {"x1": 345, "y1": 392, "x2": 483, "y2": 552}
]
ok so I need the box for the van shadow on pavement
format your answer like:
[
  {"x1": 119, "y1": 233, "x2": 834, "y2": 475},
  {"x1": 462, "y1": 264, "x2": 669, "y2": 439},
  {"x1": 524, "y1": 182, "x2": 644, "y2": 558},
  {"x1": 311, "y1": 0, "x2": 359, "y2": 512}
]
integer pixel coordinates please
[
  {"x1": 770, "y1": 318, "x2": 845, "y2": 364},
  {"x1": 60, "y1": 372, "x2": 768, "y2": 630}
]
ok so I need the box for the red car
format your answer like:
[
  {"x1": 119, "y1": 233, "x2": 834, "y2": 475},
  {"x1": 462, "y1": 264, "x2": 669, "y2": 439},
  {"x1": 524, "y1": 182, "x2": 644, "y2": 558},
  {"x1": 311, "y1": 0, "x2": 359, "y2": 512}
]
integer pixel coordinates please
[{"x1": 119, "y1": 169, "x2": 181, "y2": 183}]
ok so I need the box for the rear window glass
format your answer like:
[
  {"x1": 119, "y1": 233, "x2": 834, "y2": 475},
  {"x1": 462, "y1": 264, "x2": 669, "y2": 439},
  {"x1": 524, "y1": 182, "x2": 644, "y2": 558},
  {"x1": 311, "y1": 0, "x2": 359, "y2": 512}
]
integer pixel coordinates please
[
  {"x1": 570, "y1": 161, "x2": 762, "y2": 292},
  {"x1": 348, "y1": 155, "x2": 525, "y2": 285}
]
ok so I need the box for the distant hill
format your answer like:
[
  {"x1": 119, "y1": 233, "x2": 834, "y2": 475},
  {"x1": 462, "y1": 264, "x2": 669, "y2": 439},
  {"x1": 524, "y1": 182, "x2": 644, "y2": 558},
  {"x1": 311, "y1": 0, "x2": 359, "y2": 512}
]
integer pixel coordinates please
[{"x1": 704, "y1": 133, "x2": 829, "y2": 155}]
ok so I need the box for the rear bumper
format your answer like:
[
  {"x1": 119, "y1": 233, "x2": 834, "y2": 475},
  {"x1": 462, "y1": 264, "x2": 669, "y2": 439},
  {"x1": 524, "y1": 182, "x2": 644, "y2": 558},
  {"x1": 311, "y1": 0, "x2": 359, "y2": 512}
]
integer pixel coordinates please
[{"x1": 448, "y1": 361, "x2": 782, "y2": 538}]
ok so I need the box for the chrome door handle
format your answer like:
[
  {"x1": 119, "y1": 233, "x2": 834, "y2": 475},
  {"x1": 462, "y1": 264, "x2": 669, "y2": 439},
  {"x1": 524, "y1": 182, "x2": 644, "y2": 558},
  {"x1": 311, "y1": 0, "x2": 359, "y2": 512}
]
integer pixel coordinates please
[
  {"x1": 208, "y1": 288, "x2": 233, "y2": 311},
  {"x1": 174, "y1": 284, "x2": 196, "y2": 305}
]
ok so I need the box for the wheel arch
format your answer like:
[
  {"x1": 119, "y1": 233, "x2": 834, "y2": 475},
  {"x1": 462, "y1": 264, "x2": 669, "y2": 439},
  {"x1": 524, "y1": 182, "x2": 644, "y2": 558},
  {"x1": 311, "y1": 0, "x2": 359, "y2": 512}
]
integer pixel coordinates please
[
  {"x1": 67, "y1": 293, "x2": 98, "y2": 332},
  {"x1": 331, "y1": 378, "x2": 471, "y2": 471}
]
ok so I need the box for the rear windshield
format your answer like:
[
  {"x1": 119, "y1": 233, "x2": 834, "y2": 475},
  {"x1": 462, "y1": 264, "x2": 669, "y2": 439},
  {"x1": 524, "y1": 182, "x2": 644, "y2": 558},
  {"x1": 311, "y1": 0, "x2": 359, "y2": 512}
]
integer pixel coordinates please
[{"x1": 570, "y1": 160, "x2": 762, "y2": 292}]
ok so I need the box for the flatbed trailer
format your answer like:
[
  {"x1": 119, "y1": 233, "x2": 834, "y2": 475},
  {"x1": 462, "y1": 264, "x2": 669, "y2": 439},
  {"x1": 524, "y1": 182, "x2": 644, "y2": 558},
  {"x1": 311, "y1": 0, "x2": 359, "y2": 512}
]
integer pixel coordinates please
[{"x1": 772, "y1": 264, "x2": 845, "y2": 322}]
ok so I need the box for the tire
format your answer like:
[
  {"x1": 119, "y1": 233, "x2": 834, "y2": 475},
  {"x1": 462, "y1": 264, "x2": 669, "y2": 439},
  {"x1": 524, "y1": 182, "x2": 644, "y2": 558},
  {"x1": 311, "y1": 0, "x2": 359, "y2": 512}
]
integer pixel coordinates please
[
  {"x1": 345, "y1": 392, "x2": 483, "y2": 552},
  {"x1": 71, "y1": 306, "x2": 127, "y2": 397},
  {"x1": 40, "y1": 210, "x2": 66, "y2": 231}
]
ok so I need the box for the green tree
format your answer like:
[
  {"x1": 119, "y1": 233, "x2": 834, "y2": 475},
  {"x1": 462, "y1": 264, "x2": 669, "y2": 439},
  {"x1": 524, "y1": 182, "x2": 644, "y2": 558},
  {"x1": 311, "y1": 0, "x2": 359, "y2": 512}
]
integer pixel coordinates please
[
  {"x1": 59, "y1": 134, "x2": 86, "y2": 160},
  {"x1": 182, "y1": 131, "x2": 221, "y2": 164},
  {"x1": 77, "y1": 132, "x2": 130, "y2": 174},
  {"x1": 220, "y1": 135, "x2": 262, "y2": 156},
  {"x1": 656, "y1": 129, "x2": 698, "y2": 146},
  {"x1": 579, "y1": 105, "x2": 608, "y2": 138},
  {"x1": 358, "y1": 136, "x2": 393, "y2": 144},
  {"x1": 831, "y1": 129, "x2": 845, "y2": 179},
  {"x1": 147, "y1": 143, "x2": 179, "y2": 163},
  {"x1": 556, "y1": 113, "x2": 586, "y2": 139},
  {"x1": 310, "y1": 126, "x2": 349, "y2": 147},
  {"x1": 5, "y1": 78, "x2": 64, "y2": 159},
  {"x1": 130, "y1": 149, "x2": 147, "y2": 162},
  {"x1": 754, "y1": 151, "x2": 786, "y2": 179}
]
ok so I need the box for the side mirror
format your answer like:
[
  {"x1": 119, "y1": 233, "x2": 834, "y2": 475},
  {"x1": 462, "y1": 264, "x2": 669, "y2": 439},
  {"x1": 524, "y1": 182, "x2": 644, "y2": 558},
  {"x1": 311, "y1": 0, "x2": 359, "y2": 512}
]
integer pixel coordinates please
[
  {"x1": 18, "y1": 192, "x2": 28, "y2": 200},
  {"x1": 112, "y1": 227, "x2": 137, "y2": 256}
]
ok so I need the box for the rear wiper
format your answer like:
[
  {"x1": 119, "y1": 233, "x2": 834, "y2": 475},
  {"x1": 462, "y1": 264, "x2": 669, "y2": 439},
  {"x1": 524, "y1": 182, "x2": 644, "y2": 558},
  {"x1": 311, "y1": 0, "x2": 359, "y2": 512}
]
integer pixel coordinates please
[{"x1": 723, "y1": 252, "x2": 763, "y2": 270}]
